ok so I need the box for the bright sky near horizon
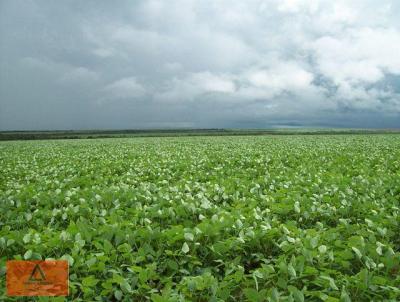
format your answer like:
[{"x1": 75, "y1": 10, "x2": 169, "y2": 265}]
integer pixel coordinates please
[{"x1": 1, "y1": 0, "x2": 400, "y2": 130}]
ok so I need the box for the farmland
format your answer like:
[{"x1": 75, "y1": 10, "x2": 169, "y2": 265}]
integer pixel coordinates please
[{"x1": 0, "y1": 135, "x2": 400, "y2": 301}]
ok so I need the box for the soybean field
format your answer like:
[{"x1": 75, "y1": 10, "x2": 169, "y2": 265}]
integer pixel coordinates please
[{"x1": 1, "y1": 135, "x2": 400, "y2": 301}]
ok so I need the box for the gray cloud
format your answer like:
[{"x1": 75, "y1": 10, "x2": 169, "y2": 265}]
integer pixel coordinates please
[{"x1": 1, "y1": 0, "x2": 400, "y2": 130}]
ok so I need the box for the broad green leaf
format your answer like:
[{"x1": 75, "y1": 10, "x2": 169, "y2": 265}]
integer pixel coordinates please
[
  {"x1": 351, "y1": 247, "x2": 362, "y2": 259},
  {"x1": 24, "y1": 250, "x2": 32, "y2": 260},
  {"x1": 288, "y1": 263, "x2": 297, "y2": 278},
  {"x1": 184, "y1": 233, "x2": 194, "y2": 241},
  {"x1": 318, "y1": 245, "x2": 327, "y2": 254},
  {"x1": 82, "y1": 276, "x2": 99, "y2": 287},
  {"x1": 114, "y1": 290, "x2": 123, "y2": 300},
  {"x1": 23, "y1": 233, "x2": 31, "y2": 244},
  {"x1": 182, "y1": 242, "x2": 190, "y2": 254}
]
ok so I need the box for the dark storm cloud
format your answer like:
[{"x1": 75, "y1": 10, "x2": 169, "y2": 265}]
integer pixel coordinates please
[{"x1": 1, "y1": 0, "x2": 400, "y2": 130}]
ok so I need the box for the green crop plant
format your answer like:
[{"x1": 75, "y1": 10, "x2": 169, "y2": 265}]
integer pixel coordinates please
[{"x1": 0, "y1": 135, "x2": 399, "y2": 301}]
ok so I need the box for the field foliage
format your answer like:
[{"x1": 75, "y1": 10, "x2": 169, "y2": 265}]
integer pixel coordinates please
[{"x1": 0, "y1": 135, "x2": 400, "y2": 301}]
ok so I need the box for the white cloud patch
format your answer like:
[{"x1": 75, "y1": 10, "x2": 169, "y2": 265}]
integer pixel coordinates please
[
  {"x1": 277, "y1": 0, "x2": 320, "y2": 14},
  {"x1": 245, "y1": 62, "x2": 314, "y2": 93},
  {"x1": 155, "y1": 72, "x2": 235, "y2": 102},
  {"x1": 191, "y1": 72, "x2": 236, "y2": 94},
  {"x1": 312, "y1": 28, "x2": 400, "y2": 85},
  {"x1": 103, "y1": 77, "x2": 146, "y2": 100}
]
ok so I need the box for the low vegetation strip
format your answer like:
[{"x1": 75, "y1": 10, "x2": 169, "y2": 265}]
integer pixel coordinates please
[{"x1": 1, "y1": 129, "x2": 400, "y2": 141}]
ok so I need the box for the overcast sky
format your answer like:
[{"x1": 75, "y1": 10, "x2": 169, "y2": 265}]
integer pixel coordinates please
[{"x1": 1, "y1": 0, "x2": 400, "y2": 130}]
